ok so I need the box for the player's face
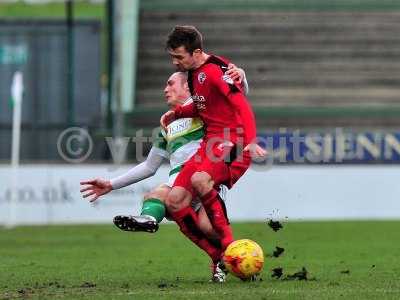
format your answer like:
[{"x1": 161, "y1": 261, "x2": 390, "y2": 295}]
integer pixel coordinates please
[
  {"x1": 168, "y1": 46, "x2": 197, "y2": 71},
  {"x1": 164, "y1": 73, "x2": 189, "y2": 107}
]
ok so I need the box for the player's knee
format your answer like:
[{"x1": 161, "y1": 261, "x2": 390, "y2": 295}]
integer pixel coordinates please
[
  {"x1": 144, "y1": 186, "x2": 169, "y2": 203},
  {"x1": 191, "y1": 172, "x2": 212, "y2": 195},
  {"x1": 143, "y1": 192, "x2": 152, "y2": 200},
  {"x1": 165, "y1": 191, "x2": 185, "y2": 212},
  {"x1": 144, "y1": 193, "x2": 165, "y2": 204}
]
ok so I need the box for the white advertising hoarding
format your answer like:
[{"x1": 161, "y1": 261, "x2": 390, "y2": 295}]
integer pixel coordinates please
[{"x1": 0, "y1": 164, "x2": 399, "y2": 226}]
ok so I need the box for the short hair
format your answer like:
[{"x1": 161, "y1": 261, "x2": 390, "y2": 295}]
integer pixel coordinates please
[
  {"x1": 170, "y1": 71, "x2": 188, "y2": 86},
  {"x1": 166, "y1": 25, "x2": 203, "y2": 54},
  {"x1": 177, "y1": 71, "x2": 188, "y2": 83}
]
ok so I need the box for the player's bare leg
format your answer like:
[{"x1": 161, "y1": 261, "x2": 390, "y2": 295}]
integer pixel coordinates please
[
  {"x1": 191, "y1": 171, "x2": 234, "y2": 250},
  {"x1": 114, "y1": 184, "x2": 221, "y2": 238},
  {"x1": 113, "y1": 184, "x2": 170, "y2": 233},
  {"x1": 197, "y1": 207, "x2": 219, "y2": 241},
  {"x1": 165, "y1": 186, "x2": 192, "y2": 212}
]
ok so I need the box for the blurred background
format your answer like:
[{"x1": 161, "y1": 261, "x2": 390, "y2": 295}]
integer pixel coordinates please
[{"x1": 1, "y1": 0, "x2": 400, "y2": 226}]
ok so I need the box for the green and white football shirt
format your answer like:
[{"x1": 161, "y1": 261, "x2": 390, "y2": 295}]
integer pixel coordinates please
[{"x1": 153, "y1": 98, "x2": 204, "y2": 186}]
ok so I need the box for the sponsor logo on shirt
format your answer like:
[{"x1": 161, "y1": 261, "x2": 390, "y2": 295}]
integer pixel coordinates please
[
  {"x1": 198, "y1": 72, "x2": 206, "y2": 84},
  {"x1": 192, "y1": 95, "x2": 206, "y2": 110},
  {"x1": 168, "y1": 118, "x2": 193, "y2": 137}
]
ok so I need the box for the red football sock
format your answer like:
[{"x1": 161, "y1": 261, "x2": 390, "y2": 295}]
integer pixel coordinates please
[
  {"x1": 170, "y1": 206, "x2": 222, "y2": 262},
  {"x1": 201, "y1": 189, "x2": 234, "y2": 250}
]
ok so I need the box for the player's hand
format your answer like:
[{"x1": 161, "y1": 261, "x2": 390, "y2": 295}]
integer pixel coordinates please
[
  {"x1": 160, "y1": 110, "x2": 175, "y2": 130},
  {"x1": 226, "y1": 63, "x2": 245, "y2": 84},
  {"x1": 80, "y1": 178, "x2": 112, "y2": 203},
  {"x1": 243, "y1": 143, "x2": 268, "y2": 159}
]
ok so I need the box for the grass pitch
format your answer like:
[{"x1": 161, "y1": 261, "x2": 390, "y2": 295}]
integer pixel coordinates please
[{"x1": 1, "y1": 221, "x2": 399, "y2": 300}]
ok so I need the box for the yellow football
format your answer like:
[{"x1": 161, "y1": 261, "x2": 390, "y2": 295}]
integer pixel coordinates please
[{"x1": 223, "y1": 239, "x2": 264, "y2": 279}]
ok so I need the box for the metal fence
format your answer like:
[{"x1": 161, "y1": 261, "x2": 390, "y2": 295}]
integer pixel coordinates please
[{"x1": 0, "y1": 20, "x2": 102, "y2": 161}]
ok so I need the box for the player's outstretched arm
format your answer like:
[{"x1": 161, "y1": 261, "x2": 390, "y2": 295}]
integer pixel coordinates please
[
  {"x1": 109, "y1": 147, "x2": 166, "y2": 189},
  {"x1": 80, "y1": 147, "x2": 166, "y2": 202}
]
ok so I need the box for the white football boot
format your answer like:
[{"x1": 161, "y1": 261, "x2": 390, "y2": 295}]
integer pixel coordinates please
[{"x1": 210, "y1": 261, "x2": 228, "y2": 283}]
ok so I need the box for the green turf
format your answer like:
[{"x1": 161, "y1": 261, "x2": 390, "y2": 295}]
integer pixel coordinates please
[{"x1": 0, "y1": 221, "x2": 399, "y2": 299}]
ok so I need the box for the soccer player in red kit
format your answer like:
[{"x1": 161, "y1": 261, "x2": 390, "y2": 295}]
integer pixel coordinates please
[{"x1": 161, "y1": 26, "x2": 266, "y2": 281}]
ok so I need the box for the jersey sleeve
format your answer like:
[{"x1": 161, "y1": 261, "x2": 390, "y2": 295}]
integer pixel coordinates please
[
  {"x1": 208, "y1": 65, "x2": 257, "y2": 145},
  {"x1": 174, "y1": 101, "x2": 198, "y2": 119},
  {"x1": 110, "y1": 147, "x2": 166, "y2": 189},
  {"x1": 152, "y1": 129, "x2": 169, "y2": 157}
]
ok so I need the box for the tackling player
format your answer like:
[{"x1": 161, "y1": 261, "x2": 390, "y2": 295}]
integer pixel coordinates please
[{"x1": 160, "y1": 25, "x2": 266, "y2": 281}]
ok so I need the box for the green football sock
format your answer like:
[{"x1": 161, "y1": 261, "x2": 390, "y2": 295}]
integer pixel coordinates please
[{"x1": 140, "y1": 198, "x2": 166, "y2": 223}]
